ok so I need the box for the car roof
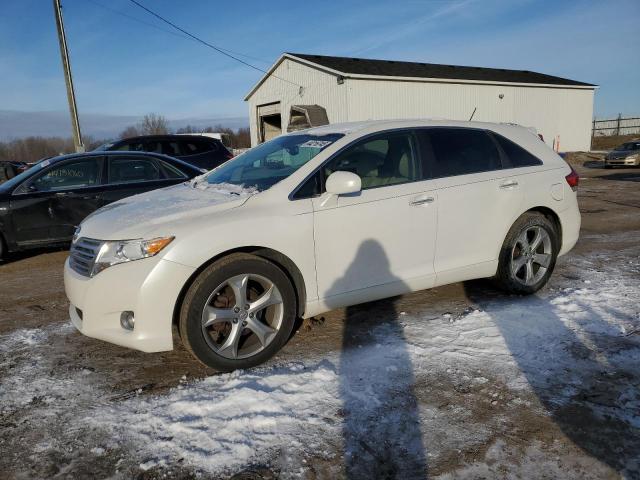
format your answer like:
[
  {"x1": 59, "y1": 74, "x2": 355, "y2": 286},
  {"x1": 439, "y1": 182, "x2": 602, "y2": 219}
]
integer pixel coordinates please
[
  {"x1": 35, "y1": 151, "x2": 202, "y2": 171},
  {"x1": 117, "y1": 134, "x2": 222, "y2": 143},
  {"x1": 296, "y1": 119, "x2": 533, "y2": 137}
]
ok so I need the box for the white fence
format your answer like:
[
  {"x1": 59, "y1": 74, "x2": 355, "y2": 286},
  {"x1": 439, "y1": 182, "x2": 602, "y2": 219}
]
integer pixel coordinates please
[{"x1": 592, "y1": 115, "x2": 640, "y2": 137}]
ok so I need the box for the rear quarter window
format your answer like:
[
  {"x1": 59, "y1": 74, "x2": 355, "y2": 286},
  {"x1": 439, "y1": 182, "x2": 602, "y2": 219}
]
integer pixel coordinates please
[{"x1": 493, "y1": 133, "x2": 543, "y2": 168}]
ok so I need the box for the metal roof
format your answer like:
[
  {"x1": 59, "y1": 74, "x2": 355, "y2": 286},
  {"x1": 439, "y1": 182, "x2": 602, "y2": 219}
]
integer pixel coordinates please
[{"x1": 287, "y1": 53, "x2": 596, "y2": 87}]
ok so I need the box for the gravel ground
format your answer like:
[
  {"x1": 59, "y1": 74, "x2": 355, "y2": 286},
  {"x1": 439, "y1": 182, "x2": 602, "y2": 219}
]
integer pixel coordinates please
[{"x1": 0, "y1": 154, "x2": 639, "y2": 479}]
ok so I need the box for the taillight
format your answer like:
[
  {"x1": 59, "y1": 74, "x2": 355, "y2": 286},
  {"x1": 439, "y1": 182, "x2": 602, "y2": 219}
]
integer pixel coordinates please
[{"x1": 565, "y1": 166, "x2": 579, "y2": 191}]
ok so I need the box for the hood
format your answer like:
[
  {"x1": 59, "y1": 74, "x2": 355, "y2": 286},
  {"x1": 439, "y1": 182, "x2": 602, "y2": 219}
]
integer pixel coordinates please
[{"x1": 78, "y1": 181, "x2": 256, "y2": 240}]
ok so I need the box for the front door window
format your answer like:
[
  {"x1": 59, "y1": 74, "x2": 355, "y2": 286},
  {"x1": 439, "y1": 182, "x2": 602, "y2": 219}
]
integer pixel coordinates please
[{"x1": 31, "y1": 159, "x2": 101, "y2": 191}]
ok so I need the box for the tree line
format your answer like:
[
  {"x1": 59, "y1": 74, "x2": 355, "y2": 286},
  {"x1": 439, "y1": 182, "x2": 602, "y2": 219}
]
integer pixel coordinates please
[{"x1": 0, "y1": 113, "x2": 250, "y2": 164}]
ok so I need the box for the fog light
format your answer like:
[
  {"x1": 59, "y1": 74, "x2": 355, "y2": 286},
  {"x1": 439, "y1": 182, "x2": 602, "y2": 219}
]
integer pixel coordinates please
[{"x1": 120, "y1": 311, "x2": 135, "y2": 330}]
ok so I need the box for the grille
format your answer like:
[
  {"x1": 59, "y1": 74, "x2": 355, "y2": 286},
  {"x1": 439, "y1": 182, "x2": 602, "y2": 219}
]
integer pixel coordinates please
[{"x1": 69, "y1": 237, "x2": 103, "y2": 277}]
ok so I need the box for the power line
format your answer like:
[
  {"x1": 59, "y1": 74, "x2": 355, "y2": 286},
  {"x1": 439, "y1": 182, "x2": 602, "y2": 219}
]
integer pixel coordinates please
[
  {"x1": 128, "y1": 0, "x2": 303, "y2": 90},
  {"x1": 84, "y1": 0, "x2": 272, "y2": 66}
]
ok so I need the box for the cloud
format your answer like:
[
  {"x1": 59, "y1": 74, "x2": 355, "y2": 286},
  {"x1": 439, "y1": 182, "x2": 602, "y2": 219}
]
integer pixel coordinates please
[{"x1": 349, "y1": 0, "x2": 474, "y2": 56}]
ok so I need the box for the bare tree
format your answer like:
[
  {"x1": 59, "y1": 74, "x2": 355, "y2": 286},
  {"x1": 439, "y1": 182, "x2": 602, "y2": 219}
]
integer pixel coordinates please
[
  {"x1": 0, "y1": 135, "x2": 105, "y2": 163},
  {"x1": 176, "y1": 125, "x2": 200, "y2": 134},
  {"x1": 138, "y1": 113, "x2": 169, "y2": 135},
  {"x1": 234, "y1": 127, "x2": 251, "y2": 148},
  {"x1": 119, "y1": 125, "x2": 140, "y2": 139}
]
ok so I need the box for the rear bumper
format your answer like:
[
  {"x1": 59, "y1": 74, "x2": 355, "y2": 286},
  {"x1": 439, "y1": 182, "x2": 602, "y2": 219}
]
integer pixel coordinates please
[
  {"x1": 558, "y1": 202, "x2": 581, "y2": 257},
  {"x1": 64, "y1": 256, "x2": 196, "y2": 352}
]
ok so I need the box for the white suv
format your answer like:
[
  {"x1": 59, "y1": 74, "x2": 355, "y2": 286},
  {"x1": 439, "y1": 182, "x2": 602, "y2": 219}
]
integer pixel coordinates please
[{"x1": 64, "y1": 120, "x2": 581, "y2": 371}]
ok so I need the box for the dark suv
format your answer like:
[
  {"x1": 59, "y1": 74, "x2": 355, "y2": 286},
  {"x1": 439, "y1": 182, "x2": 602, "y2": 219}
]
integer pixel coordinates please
[{"x1": 96, "y1": 134, "x2": 233, "y2": 170}]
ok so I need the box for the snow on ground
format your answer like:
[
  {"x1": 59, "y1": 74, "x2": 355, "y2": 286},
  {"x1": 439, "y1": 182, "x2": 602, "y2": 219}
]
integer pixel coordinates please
[
  {"x1": 86, "y1": 250, "x2": 640, "y2": 477},
  {"x1": 1, "y1": 243, "x2": 639, "y2": 478}
]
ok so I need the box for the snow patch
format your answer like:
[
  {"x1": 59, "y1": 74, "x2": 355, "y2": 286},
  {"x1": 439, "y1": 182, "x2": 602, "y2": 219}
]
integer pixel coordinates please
[{"x1": 87, "y1": 361, "x2": 342, "y2": 474}]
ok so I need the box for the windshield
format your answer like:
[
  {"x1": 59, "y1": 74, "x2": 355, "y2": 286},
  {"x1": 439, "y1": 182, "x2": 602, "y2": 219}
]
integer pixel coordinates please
[
  {"x1": 615, "y1": 142, "x2": 640, "y2": 151},
  {"x1": 200, "y1": 133, "x2": 343, "y2": 191}
]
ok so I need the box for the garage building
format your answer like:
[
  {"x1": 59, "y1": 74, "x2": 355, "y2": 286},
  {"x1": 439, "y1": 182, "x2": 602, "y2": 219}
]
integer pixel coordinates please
[{"x1": 245, "y1": 53, "x2": 596, "y2": 151}]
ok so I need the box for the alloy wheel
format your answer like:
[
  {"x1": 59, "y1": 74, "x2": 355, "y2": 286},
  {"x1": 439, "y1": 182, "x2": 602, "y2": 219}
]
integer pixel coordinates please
[
  {"x1": 201, "y1": 274, "x2": 284, "y2": 360},
  {"x1": 511, "y1": 226, "x2": 553, "y2": 286}
]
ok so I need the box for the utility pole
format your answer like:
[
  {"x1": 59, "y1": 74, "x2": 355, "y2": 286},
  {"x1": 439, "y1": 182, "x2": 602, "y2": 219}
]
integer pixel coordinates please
[{"x1": 53, "y1": 0, "x2": 84, "y2": 152}]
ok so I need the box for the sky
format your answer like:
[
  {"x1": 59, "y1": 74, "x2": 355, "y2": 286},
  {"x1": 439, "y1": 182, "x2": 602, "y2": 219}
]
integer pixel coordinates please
[{"x1": 0, "y1": 0, "x2": 638, "y2": 126}]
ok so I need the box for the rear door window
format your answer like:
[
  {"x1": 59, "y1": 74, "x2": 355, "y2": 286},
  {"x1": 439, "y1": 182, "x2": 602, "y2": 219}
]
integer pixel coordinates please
[
  {"x1": 493, "y1": 133, "x2": 542, "y2": 168},
  {"x1": 108, "y1": 157, "x2": 161, "y2": 184},
  {"x1": 423, "y1": 128, "x2": 502, "y2": 178},
  {"x1": 159, "y1": 141, "x2": 180, "y2": 157},
  {"x1": 181, "y1": 139, "x2": 215, "y2": 155},
  {"x1": 158, "y1": 160, "x2": 188, "y2": 179}
]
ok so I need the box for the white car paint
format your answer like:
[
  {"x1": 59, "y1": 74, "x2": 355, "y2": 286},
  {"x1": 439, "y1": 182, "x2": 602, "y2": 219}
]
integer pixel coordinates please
[{"x1": 64, "y1": 119, "x2": 581, "y2": 353}]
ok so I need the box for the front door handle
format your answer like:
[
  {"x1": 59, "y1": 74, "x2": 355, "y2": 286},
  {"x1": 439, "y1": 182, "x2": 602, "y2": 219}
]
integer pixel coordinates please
[
  {"x1": 410, "y1": 196, "x2": 435, "y2": 206},
  {"x1": 499, "y1": 180, "x2": 519, "y2": 189}
]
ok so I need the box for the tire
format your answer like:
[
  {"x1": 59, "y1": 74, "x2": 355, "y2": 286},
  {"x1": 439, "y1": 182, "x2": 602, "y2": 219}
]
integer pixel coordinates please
[
  {"x1": 179, "y1": 253, "x2": 297, "y2": 371},
  {"x1": 495, "y1": 212, "x2": 559, "y2": 295},
  {"x1": 0, "y1": 233, "x2": 5, "y2": 261}
]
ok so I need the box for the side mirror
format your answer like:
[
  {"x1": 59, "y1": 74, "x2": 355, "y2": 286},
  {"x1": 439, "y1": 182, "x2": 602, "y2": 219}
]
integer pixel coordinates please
[{"x1": 325, "y1": 171, "x2": 361, "y2": 196}]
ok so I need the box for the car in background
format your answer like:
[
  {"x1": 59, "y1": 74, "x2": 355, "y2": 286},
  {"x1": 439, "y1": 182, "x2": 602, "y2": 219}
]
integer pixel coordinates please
[
  {"x1": 178, "y1": 132, "x2": 233, "y2": 151},
  {"x1": 95, "y1": 134, "x2": 234, "y2": 170},
  {"x1": 0, "y1": 160, "x2": 30, "y2": 183},
  {"x1": 0, "y1": 151, "x2": 203, "y2": 258},
  {"x1": 604, "y1": 140, "x2": 640, "y2": 168}
]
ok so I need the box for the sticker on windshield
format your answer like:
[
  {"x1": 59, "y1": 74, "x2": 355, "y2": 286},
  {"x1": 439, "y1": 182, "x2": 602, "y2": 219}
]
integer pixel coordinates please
[{"x1": 300, "y1": 140, "x2": 333, "y2": 149}]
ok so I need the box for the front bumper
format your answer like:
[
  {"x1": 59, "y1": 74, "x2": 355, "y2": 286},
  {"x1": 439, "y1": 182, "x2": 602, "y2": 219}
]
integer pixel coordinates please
[
  {"x1": 64, "y1": 256, "x2": 196, "y2": 352},
  {"x1": 605, "y1": 157, "x2": 639, "y2": 166}
]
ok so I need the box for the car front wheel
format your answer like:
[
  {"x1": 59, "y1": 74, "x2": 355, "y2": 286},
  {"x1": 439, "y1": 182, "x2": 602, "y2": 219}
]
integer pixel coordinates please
[
  {"x1": 179, "y1": 253, "x2": 297, "y2": 371},
  {"x1": 495, "y1": 212, "x2": 559, "y2": 295}
]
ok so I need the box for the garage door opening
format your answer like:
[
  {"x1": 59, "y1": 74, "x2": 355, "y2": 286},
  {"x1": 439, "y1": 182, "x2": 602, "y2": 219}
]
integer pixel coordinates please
[{"x1": 257, "y1": 103, "x2": 282, "y2": 143}]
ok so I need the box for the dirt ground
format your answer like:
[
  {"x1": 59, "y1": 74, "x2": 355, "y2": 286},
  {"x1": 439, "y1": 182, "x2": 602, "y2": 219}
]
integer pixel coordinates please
[{"x1": 1, "y1": 154, "x2": 639, "y2": 479}]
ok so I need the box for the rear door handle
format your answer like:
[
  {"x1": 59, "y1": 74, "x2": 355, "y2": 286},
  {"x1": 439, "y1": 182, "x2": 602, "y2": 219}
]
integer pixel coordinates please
[
  {"x1": 499, "y1": 180, "x2": 519, "y2": 189},
  {"x1": 410, "y1": 196, "x2": 435, "y2": 206}
]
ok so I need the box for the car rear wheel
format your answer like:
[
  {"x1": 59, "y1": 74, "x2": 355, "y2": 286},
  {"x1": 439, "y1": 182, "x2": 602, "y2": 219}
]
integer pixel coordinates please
[
  {"x1": 179, "y1": 253, "x2": 297, "y2": 371},
  {"x1": 495, "y1": 213, "x2": 559, "y2": 295}
]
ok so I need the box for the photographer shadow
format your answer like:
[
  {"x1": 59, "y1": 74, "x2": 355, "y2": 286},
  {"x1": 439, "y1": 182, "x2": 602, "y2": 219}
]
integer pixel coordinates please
[{"x1": 325, "y1": 239, "x2": 428, "y2": 479}]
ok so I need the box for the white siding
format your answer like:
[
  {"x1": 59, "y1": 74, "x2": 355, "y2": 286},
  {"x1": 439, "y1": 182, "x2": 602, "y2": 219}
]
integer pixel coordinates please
[
  {"x1": 345, "y1": 79, "x2": 594, "y2": 151},
  {"x1": 247, "y1": 58, "x2": 348, "y2": 145},
  {"x1": 247, "y1": 59, "x2": 595, "y2": 151}
]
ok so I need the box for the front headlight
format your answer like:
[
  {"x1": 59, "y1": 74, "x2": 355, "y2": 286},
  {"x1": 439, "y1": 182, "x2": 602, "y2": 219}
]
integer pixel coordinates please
[
  {"x1": 92, "y1": 236, "x2": 174, "y2": 276},
  {"x1": 626, "y1": 154, "x2": 638, "y2": 160}
]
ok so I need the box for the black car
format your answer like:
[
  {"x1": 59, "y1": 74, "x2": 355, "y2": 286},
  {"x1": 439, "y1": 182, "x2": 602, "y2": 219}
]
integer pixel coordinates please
[
  {"x1": 95, "y1": 134, "x2": 234, "y2": 170},
  {"x1": 0, "y1": 151, "x2": 203, "y2": 258}
]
